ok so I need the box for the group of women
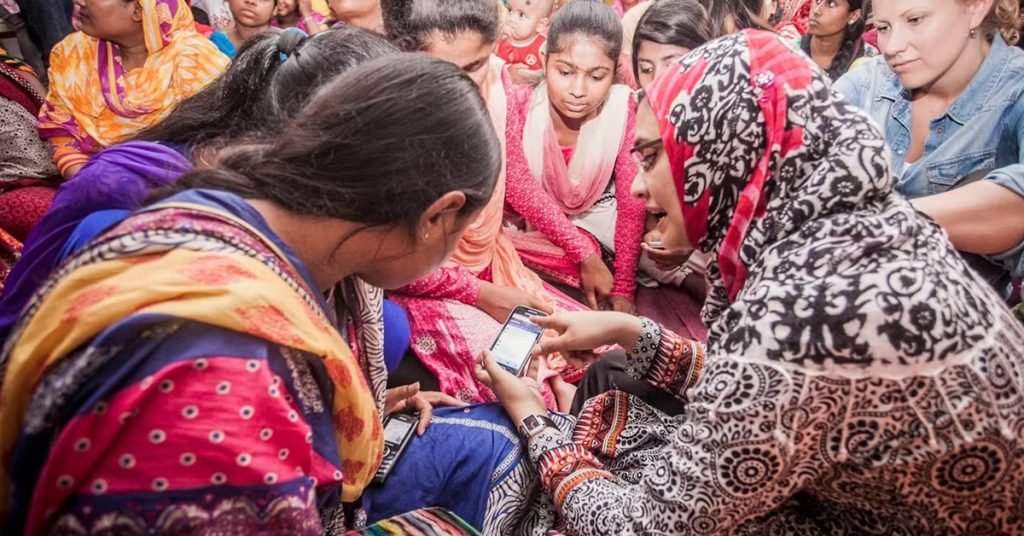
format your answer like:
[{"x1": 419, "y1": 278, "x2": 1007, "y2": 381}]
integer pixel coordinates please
[{"x1": 1, "y1": 0, "x2": 1023, "y2": 534}]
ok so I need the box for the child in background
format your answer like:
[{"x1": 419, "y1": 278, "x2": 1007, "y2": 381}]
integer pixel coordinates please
[
  {"x1": 497, "y1": 0, "x2": 553, "y2": 74},
  {"x1": 209, "y1": 0, "x2": 276, "y2": 58},
  {"x1": 274, "y1": 0, "x2": 327, "y2": 33}
]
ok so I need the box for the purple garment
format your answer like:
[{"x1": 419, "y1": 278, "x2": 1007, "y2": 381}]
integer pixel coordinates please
[{"x1": 0, "y1": 141, "x2": 192, "y2": 346}]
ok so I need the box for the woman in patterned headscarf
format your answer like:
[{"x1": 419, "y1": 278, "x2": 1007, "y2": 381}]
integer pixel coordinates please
[
  {"x1": 38, "y1": 0, "x2": 228, "y2": 178},
  {"x1": 477, "y1": 29, "x2": 1024, "y2": 534}
]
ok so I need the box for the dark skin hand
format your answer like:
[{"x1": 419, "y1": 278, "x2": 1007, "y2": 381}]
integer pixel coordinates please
[
  {"x1": 606, "y1": 295, "x2": 636, "y2": 315},
  {"x1": 383, "y1": 383, "x2": 468, "y2": 435},
  {"x1": 580, "y1": 253, "x2": 614, "y2": 310}
]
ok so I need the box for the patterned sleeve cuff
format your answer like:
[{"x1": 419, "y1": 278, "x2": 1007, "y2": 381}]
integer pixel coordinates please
[
  {"x1": 537, "y1": 443, "x2": 615, "y2": 509},
  {"x1": 609, "y1": 280, "x2": 637, "y2": 301},
  {"x1": 527, "y1": 426, "x2": 573, "y2": 465},
  {"x1": 624, "y1": 317, "x2": 661, "y2": 379},
  {"x1": 566, "y1": 237, "x2": 600, "y2": 265},
  {"x1": 645, "y1": 329, "x2": 705, "y2": 395}
]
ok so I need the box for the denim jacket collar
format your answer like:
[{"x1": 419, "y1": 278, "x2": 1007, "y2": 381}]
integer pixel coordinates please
[{"x1": 875, "y1": 35, "x2": 1013, "y2": 125}]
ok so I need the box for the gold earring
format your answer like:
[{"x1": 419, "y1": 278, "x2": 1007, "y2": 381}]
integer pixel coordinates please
[{"x1": 969, "y1": 28, "x2": 978, "y2": 38}]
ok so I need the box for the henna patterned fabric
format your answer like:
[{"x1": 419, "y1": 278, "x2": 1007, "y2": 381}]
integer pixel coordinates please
[{"x1": 525, "y1": 30, "x2": 1024, "y2": 535}]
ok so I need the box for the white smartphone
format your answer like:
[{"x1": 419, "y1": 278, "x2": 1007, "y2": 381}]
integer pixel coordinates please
[{"x1": 490, "y1": 306, "x2": 547, "y2": 377}]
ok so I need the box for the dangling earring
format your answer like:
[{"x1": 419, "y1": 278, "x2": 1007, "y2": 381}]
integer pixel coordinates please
[{"x1": 969, "y1": 27, "x2": 978, "y2": 38}]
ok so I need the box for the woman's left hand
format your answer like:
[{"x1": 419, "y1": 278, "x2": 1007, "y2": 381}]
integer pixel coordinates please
[
  {"x1": 475, "y1": 351, "x2": 548, "y2": 426},
  {"x1": 580, "y1": 254, "x2": 615, "y2": 310},
  {"x1": 384, "y1": 383, "x2": 468, "y2": 435},
  {"x1": 605, "y1": 295, "x2": 636, "y2": 315}
]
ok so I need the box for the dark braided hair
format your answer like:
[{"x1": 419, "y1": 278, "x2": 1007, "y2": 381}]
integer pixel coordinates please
[{"x1": 802, "y1": 0, "x2": 869, "y2": 80}]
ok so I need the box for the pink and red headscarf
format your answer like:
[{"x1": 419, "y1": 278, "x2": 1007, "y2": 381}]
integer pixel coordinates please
[{"x1": 644, "y1": 30, "x2": 895, "y2": 325}]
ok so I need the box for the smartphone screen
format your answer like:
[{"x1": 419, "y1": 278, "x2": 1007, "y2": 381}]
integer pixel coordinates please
[
  {"x1": 384, "y1": 416, "x2": 415, "y2": 445},
  {"x1": 491, "y1": 308, "x2": 545, "y2": 375}
]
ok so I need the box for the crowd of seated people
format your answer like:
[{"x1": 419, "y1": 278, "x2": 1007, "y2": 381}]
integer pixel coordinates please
[{"x1": 0, "y1": 0, "x2": 1022, "y2": 534}]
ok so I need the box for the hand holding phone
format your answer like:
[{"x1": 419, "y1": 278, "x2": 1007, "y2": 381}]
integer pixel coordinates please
[{"x1": 490, "y1": 305, "x2": 547, "y2": 377}]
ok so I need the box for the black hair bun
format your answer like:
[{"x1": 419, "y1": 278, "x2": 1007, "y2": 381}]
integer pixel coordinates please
[{"x1": 277, "y1": 28, "x2": 310, "y2": 61}]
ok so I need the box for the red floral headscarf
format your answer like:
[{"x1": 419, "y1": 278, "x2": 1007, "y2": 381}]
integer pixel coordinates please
[{"x1": 644, "y1": 30, "x2": 894, "y2": 325}]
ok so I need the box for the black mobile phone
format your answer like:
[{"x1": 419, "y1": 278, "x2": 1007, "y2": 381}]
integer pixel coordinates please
[
  {"x1": 490, "y1": 305, "x2": 547, "y2": 377},
  {"x1": 371, "y1": 412, "x2": 418, "y2": 485}
]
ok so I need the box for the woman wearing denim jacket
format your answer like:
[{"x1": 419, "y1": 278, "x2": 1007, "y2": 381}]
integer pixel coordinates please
[{"x1": 834, "y1": 0, "x2": 1024, "y2": 298}]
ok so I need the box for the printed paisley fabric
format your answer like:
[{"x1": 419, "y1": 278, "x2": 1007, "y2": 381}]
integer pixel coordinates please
[
  {"x1": 0, "y1": 191, "x2": 383, "y2": 533},
  {"x1": 523, "y1": 30, "x2": 1024, "y2": 535}
]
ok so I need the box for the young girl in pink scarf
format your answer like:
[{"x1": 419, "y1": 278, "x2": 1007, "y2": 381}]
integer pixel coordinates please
[{"x1": 504, "y1": 0, "x2": 645, "y2": 314}]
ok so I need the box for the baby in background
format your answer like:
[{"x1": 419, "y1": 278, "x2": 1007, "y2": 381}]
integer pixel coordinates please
[{"x1": 497, "y1": 0, "x2": 554, "y2": 73}]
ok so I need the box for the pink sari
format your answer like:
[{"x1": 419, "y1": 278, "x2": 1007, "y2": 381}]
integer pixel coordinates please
[{"x1": 391, "y1": 58, "x2": 590, "y2": 408}]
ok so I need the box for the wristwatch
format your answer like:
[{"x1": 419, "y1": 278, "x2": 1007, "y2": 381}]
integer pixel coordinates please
[{"x1": 518, "y1": 414, "x2": 558, "y2": 439}]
